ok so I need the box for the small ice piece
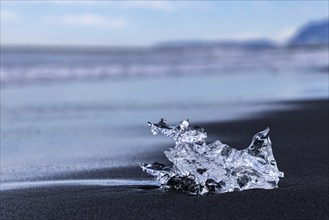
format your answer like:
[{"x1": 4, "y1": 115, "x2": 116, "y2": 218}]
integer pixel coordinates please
[{"x1": 140, "y1": 118, "x2": 284, "y2": 195}]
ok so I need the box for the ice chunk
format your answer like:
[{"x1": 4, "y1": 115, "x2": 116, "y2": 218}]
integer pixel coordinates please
[{"x1": 140, "y1": 118, "x2": 284, "y2": 195}]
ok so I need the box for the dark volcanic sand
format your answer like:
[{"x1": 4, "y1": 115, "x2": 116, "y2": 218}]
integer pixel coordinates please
[{"x1": 1, "y1": 99, "x2": 328, "y2": 219}]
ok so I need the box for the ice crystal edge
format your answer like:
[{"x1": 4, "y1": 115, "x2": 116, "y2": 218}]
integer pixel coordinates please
[{"x1": 140, "y1": 118, "x2": 284, "y2": 195}]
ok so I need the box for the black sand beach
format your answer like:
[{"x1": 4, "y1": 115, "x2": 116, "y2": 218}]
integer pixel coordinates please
[{"x1": 1, "y1": 99, "x2": 328, "y2": 219}]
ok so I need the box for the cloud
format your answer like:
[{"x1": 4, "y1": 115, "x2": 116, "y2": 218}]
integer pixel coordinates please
[
  {"x1": 252, "y1": 1, "x2": 274, "y2": 11},
  {"x1": 50, "y1": 0, "x2": 90, "y2": 4},
  {"x1": 117, "y1": 1, "x2": 174, "y2": 11},
  {"x1": 46, "y1": 14, "x2": 126, "y2": 28},
  {"x1": 233, "y1": 28, "x2": 298, "y2": 43},
  {"x1": 207, "y1": 26, "x2": 298, "y2": 44},
  {"x1": 0, "y1": 9, "x2": 19, "y2": 21},
  {"x1": 274, "y1": 27, "x2": 298, "y2": 42},
  {"x1": 49, "y1": 0, "x2": 174, "y2": 11}
]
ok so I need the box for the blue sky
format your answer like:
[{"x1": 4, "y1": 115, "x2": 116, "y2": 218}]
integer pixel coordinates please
[{"x1": 1, "y1": 1, "x2": 328, "y2": 46}]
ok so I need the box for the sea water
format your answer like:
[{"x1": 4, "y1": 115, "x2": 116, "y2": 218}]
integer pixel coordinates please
[{"x1": 1, "y1": 46, "x2": 328, "y2": 182}]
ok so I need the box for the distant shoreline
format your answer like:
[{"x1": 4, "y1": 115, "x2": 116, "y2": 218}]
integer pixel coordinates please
[{"x1": 1, "y1": 42, "x2": 328, "y2": 52}]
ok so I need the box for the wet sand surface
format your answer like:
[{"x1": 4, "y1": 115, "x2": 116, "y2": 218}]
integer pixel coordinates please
[{"x1": 1, "y1": 99, "x2": 328, "y2": 219}]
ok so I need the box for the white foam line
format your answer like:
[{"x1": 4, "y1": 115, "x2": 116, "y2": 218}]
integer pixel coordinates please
[{"x1": 0, "y1": 179, "x2": 160, "y2": 191}]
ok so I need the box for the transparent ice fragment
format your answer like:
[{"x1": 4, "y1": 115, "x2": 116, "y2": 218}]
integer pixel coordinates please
[{"x1": 140, "y1": 118, "x2": 284, "y2": 195}]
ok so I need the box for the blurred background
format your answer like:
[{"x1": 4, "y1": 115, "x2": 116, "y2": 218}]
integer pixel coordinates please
[{"x1": 1, "y1": 1, "x2": 328, "y2": 182}]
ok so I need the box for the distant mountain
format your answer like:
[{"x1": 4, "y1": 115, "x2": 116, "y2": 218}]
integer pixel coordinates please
[
  {"x1": 156, "y1": 39, "x2": 277, "y2": 50},
  {"x1": 289, "y1": 19, "x2": 329, "y2": 46},
  {"x1": 236, "y1": 39, "x2": 277, "y2": 49},
  {"x1": 156, "y1": 19, "x2": 328, "y2": 49}
]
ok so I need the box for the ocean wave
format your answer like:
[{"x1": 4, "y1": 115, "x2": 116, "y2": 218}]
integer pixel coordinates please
[{"x1": 1, "y1": 47, "x2": 328, "y2": 87}]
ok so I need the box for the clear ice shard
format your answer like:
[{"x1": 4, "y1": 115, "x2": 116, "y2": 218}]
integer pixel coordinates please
[{"x1": 140, "y1": 118, "x2": 284, "y2": 195}]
